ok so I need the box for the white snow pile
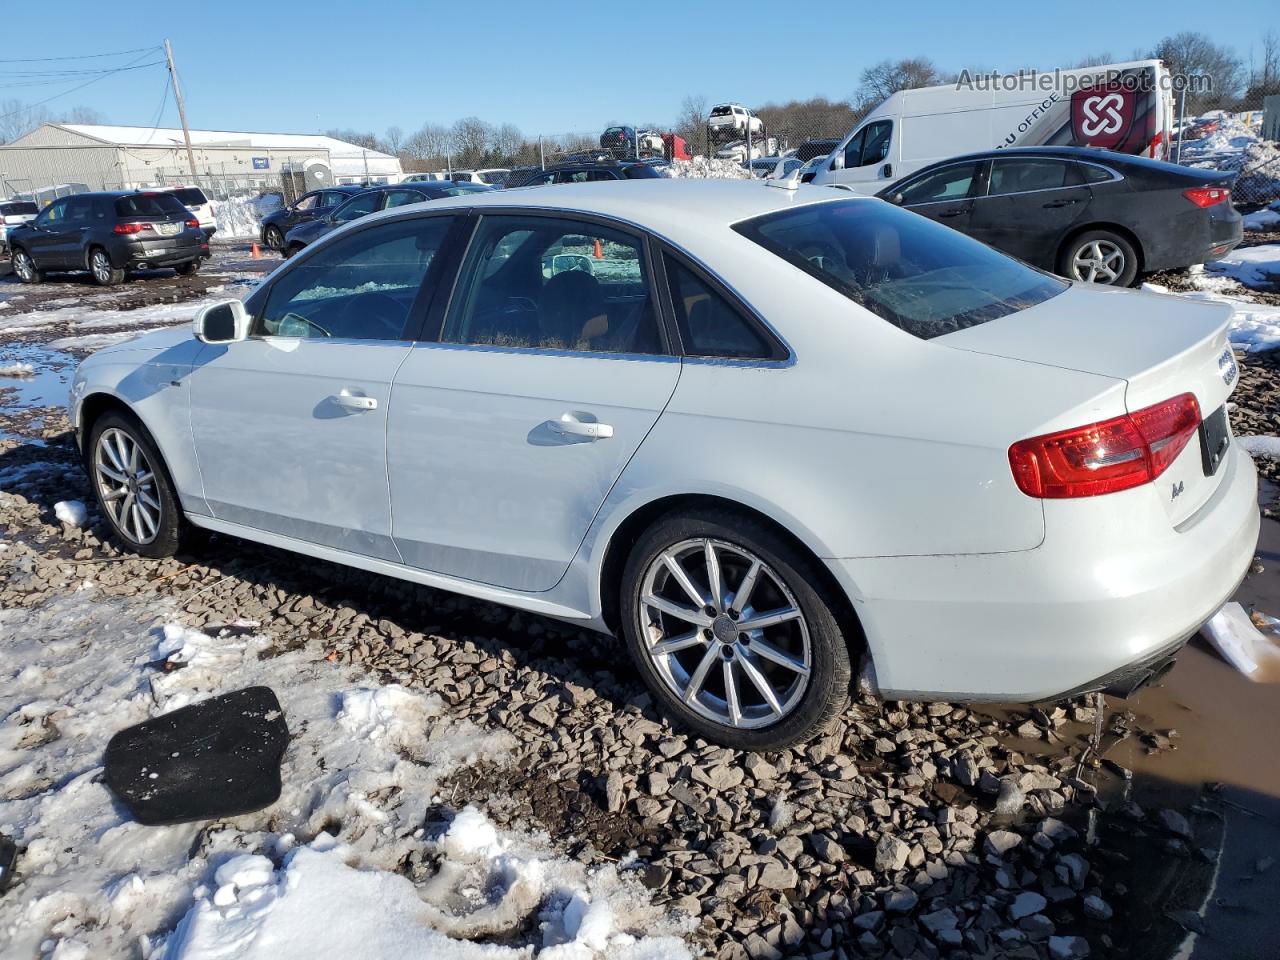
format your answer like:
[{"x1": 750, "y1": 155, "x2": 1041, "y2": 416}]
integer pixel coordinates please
[
  {"x1": 1239, "y1": 435, "x2": 1280, "y2": 458},
  {"x1": 1243, "y1": 201, "x2": 1280, "y2": 232},
  {"x1": 52, "y1": 500, "x2": 87, "y2": 527},
  {"x1": 664, "y1": 156, "x2": 752, "y2": 180},
  {"x1": 210, "y1": 195, "x2": 265, "y2": 240},
  {"x1": 1144, "y1": 269, "x2": 1280, "y2": 353},
  {"x1": 1204, "y1": 243, "x2": 1280, "y2": 290},
  {"x1": 1179, "y1": 112, "x2": 1280, "y2": 205},
  {"x1": 0, "y1": 590, "x2": 692, "y2": 959},
  {"x1": 0, "y1": 361, "x2": 35, "y2": 378}
]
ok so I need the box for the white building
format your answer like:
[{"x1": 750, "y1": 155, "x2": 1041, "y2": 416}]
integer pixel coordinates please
[{"x1": 0, "y1": 123, "x2": 403, "y2": 199}]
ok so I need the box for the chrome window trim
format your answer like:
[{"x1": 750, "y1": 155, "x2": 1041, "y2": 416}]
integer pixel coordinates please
[{"x1": 977, "y1": 156, "x2": 1122, "y2": 200}]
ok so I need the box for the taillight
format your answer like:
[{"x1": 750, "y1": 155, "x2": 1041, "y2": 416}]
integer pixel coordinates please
[
  {"x1": 1183, "y1": 186, "x2": 1229, "y2": 208},
  {"x1": 1009, "y1": 394, "x2": 1201, "y2": 499},
  {"x1": 113, "y1": 222, "x2": 148, "y2": 235},
  {"x1": 186, "y1": 218, "x2": 199, "y2": 228}
]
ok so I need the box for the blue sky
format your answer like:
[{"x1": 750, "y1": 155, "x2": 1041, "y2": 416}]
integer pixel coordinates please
[{"x1": 5, "y1": 1, "x2": 1277, "y2": 138}]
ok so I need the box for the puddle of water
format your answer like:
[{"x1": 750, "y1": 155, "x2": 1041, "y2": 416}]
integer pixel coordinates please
[{"x1": 0, "y1": 343, "x2": 74, "y2": 408}]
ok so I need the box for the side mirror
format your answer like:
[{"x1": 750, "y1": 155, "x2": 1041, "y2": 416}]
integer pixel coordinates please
[
  {"x1": 890, "y1": 192, "x2": 905, "y2": 206},
  {"x1": 193, "y1": 299, "x2": 250, "y2": 344},
  {"x1": 829, "y1": 152, "x2": 845, "y2": 171}
]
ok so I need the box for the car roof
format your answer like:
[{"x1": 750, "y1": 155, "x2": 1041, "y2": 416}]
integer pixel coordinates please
[{"x1": 365, "y1": 178, "x2": 855, "y2": 241}]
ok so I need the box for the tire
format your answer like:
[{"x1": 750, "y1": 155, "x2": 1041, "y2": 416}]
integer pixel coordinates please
[
  {"x1": 1059, "y1": 230, "x2": 1138, "y2": 287},
  {"x1": 89, "y1": 247, "x2": 125, "y2": 286},
  {"x1": 264, "y1": 226, "x2": 284, "y2": 252},
  {"x1": 174, "y1": 259, "x2": 200, "y2": 276},
  {"x1": 11, "y1": 247, "x2": 45, "y2": 284},
  {"x1": 284, "y1": 243, "x2": 304, "y2": 258},
  {"x1": 620, "y1": 508, "x2": 853, "y2": 750},
  {"x1": 87, "y1": 411, "x2": 185, "y2": 558}
]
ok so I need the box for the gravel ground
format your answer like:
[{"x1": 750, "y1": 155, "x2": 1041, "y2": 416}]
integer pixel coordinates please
[{"x1": 0, "y1": 247, "x2": 1276, "y2": 959}]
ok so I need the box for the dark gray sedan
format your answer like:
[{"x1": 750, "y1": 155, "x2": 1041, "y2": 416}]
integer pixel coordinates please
[
  {"x1": 877, "y1": 146, "x2": 1242, "y2": 286},
  {"x1": 282, "y1": 182, "x2": 494, "y2": 256}
]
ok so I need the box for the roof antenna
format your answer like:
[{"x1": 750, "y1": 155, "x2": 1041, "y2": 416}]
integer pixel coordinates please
[{"x1": 766, "y1": 165, "x2": 801, "y2": 191}]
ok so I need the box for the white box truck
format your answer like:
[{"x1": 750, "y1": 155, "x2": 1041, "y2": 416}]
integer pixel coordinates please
[{"x1": 810, "y1": 60, "x2": 1175, "y2": 192}]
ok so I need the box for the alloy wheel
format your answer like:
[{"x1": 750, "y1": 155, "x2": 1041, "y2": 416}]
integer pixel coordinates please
[
  {"x1": 1071, "y1": 239, "x2": 1125, "y2": 284},
  {"x1": 94, "y1": 427, "x2": 162, "y2": 544},
  {"x1": 638, "y1": 538, "x2": 812, "y2": 729},
  {"x1": 14, "y1": 251, "x2": 33, "y2": 281},
  {"x1": 92, "y1": 251, "x2": 112, "y2": 284}
]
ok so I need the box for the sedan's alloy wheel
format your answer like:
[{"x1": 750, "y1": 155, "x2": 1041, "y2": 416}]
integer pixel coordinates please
[
  {"x1": 639, "y1": 537, "x2": 812, "y2": 729},
  {"x1": 94, "y1": 427, "x2": 163, "y2": 544},
  {"x1": 14, "y1": 250, "x2": 34, "y2": 280},
  {"x1": 1070, "y1": 239, "x2": 1125, "y2": 284}
]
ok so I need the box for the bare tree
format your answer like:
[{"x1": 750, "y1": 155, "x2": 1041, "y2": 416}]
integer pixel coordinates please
[
  {"x1": 324, "y1": 128, "x2": 385, "y2": 153},
  {"x1": 450, "y1": 117, "x2": 492, "y2": 168},
  {"x1": 853, "y1": 58, "x2": 944, "y2": 113},
  {"x1": 63, "y1": 106, "x2": 105, "y2": 125},
  {"x1": 403, "y1": 122, "x2": 451, "y2": 170},
  {"x1": 1151, "y1": 32, "x2": 1244, "y2": 112},
  {"x1": 0, "y1": 99, "x2": 54, "y2": 143},
  {"x1": 756, "y1": 96, "x2": 860, "y2": 148},
  {"x1": 673, "y1": 94, "x2": 709, "y2": 156},
  {"x1": 384, "y1": 125, "x2": 404, "y2": 155},
  {"x1": 1244, "y1": 30, "x2": 1280, "y2": 102},
  {"x1": 491, "y1": 123, "x2": 523, "y2": 162}
]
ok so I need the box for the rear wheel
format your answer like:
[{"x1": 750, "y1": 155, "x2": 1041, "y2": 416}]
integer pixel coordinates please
[
  {"x1": 264, "y1": 225, "x2": 284, "y2": 252},
  {"x1": 88, "y1": 412, "x2": 184, "y2": 558},
  {"x1": 174, "y1": 259, "x2": 200, "y2": 276},
  {"x1": 1060, "y1": 230, "x2": 1138, "y2": 287},
  {"x1": 89, "y1": 248, "x2": 125, "y2": 286},
  {"x1": 11, "y1": 248, "x2": 44, "y2": 284},
  {"x1": 620, "y1": 508, "x2": 852, "y2": 749}
]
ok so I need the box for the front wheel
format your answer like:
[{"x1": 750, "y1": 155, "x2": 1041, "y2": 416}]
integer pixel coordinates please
[
  {"x1": 1060, "y1": 230, "x2": 1138, "y2": 287},
  {"x1": 90, "y1": 248, "x2": 125, "y2": 286},
  {"x1": 88, "y1": 412, "x2": 184, "y2": 558},
  {"x1": 11, "y1": 248, "x2": 45, "y2": 284},
  {"x1": 620, "y1": 509, "x2": 852, "y2": 750},
  {"x1": 174, "y1": 259, "x2": 201, "y2": 276},
  {"x1": 264, "y1": 226, "x2": 284, "y2": 252}
]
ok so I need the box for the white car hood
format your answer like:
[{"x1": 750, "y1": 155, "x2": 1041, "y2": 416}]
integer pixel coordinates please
[{"x1": 89, "y1": 326, "x2": 195, "y2": 359}]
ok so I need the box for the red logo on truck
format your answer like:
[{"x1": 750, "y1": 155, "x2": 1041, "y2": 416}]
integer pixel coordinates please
[{"x1": 1070, "y1": 86, "x2": 1138, "y2": 149}]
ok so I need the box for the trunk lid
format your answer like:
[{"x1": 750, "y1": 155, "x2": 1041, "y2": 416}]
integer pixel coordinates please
[{"x1": 942, "y1": 282, "x2": 1238, "y2": 526}]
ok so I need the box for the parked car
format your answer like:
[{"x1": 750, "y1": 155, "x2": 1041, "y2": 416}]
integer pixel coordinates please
[
  {"x1": 402, "y1": 172, "x2": 451, "y2": 183},
  {"x1": 259, "y1": 186, "x2": 365, "y2": 252},
  {"x1": 450, "y1": 169, "x2": 510, "y2": 186},
  {"x1": 505, "y1": 159, "x2": 665, "y2": 187},
  {"x1": 878, "y1": 146, "x2": 1242, "y2": 286},
  {"x1": 0, "y1": 199, "x2": 38, "y2": 257},
  {"x1": 8, "y1": 191, "x2": 207, "y2": 286},
  {"x1": 708, "y1": 103, "x2": 764, "y2": 138},
  {"x1": 154, "y1": 185, "x2": 217, "y2": 238},
  {"x1": 69, "y1": 179, "x2": 1257, "y2": 748},
  {"x1": 282, "y1": 181, "x2": 493, "y2": 255},
  {"x1": 810, "y1": 59, "x2": 1174, "y2": 192},
  {"x1": 716, "y1": 138, "x2": 778, "y2": 162}
]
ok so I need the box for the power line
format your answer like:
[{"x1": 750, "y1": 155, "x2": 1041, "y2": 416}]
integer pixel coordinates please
[
  {"x1": 0, "y1": 51, "x2": 161, "y2": 122},
  {"x1": 0, "y1": 62, "x2": 167, "y2": 89},
  {"x1": 0, "y1": 46, "x2": 161, "y2": 64}
]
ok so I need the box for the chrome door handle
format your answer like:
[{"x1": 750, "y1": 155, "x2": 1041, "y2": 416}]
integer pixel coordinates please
[
  {"x1": 331, "y1": 392, "x2": 377, "y2": 411},
  {"x1": 549, "y1": 413, "x2": 613, "y2": 440}
]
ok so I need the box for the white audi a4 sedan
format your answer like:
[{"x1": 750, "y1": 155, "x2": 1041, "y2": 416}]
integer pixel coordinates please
[{"x1": 70, "y1": 179, "x2": 1259, "y2": 749}]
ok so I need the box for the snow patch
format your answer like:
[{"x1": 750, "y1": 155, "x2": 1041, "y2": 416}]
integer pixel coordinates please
[
  {"x1": 1239, "y1": 435, "x2": 1280, "y2": 458},
  {"x1": 0, "y1": 361, "x2": 35, "y2": 377},
  {"x1": 664, "y1": 156, "x2": 753, "y2": 180},
  {"x1": 53, "y1": 500, "x2": 87, "y2": 527}
]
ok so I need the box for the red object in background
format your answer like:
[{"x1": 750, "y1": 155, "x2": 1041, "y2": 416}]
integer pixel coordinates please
[{"x1": 663, "y1": 133, "x2": 691, "y2": 162}]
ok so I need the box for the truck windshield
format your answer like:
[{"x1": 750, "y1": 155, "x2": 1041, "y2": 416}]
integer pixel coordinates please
[{"x1": 734, "y1": 199, "x2": 1067, "y2": 339}]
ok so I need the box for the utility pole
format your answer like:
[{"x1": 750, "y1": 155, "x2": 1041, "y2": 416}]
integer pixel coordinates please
[{"x1": 164, "y1": 39, "x2": 198, "y2": 182}]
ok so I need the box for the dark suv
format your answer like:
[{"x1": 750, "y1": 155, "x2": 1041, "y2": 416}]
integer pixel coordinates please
[
  {"x1": 7, "y1": 191, "x2": 208, "y2": 286},
  {"x1": 258, "y1": 186, "x2": 365, "y2": 251}
]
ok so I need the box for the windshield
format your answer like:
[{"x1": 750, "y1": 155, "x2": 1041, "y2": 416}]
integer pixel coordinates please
[
  {"x1": 733, "y1": 199, "x2": 1067, "y2": 340},
  {"x1": 437, "y1": 183, "x2": 493, "y2": 196},
  {"x1": 169, "y1": 188, "x2": 208, "y2": 206},
  {"x1": 116, "y1": 194, "x2": 186, "y2": 217}
]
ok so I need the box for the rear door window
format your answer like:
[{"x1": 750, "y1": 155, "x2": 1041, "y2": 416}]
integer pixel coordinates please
[
  {"x1": 170, "y1": 188, "x2": 208, "y2": 206},
  {"x1": 733, "y1": 199, "x2": 1067, "y2": 339},
  {"x1": 442, "y1": 215, "x2": 663, "y2": 354},
  {"x1": 331, "y1": 192, "x2": 383, "y2": 223},
  {"x1": 987, "y1": 158, "x2": 1083, "y2": 195}
]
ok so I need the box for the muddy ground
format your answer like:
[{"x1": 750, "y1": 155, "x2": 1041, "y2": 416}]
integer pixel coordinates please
[{"x1": 1, "y1": 242, "x2": 1278, "y2": 960}]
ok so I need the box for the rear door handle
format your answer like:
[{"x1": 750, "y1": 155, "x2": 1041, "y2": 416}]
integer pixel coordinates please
[
  {"x1": 549, "y1": 412, "x2": 613, "y2": 440},
  {"x1": 937, "y1": 209, "x2": 967, "y2": 219},
  {"x1": 331, "y1": 391, "x2": 377, "y2": 412},
  {"x1": 1043, "y1": 198, "x2": 1080, "y2": 208}
]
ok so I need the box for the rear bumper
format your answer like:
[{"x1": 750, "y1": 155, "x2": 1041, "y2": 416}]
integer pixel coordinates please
[
  {"x1": 114, "y1": 237, "x2": 206, "y2": 268},
  {"x1": 828, "y1": 441, "x2": 1260, "y2": 701}
]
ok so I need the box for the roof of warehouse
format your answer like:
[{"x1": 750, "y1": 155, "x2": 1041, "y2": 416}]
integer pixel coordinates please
[{"x1": 51, "y1": 124, "x2": 396, "y2": 159}]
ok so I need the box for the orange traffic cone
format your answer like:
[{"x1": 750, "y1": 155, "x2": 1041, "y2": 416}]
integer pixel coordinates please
[
  {"x1": 250, "y1": 242, "x2": 262, "y2": 259},
  {"x1": 593, "y1": 238, "x2": 603, "y2": 259}
]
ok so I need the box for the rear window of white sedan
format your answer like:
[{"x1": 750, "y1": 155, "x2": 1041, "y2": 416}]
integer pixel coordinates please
[{"x1": 733, "y1": 199, "x2": 1067, "y2": 339}]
